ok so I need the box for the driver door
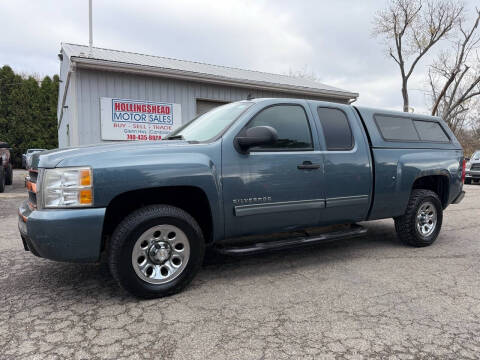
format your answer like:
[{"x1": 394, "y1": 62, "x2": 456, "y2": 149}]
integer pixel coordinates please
[{"x1": 221, "y1": 102, "x2": 326, "y2": 239}]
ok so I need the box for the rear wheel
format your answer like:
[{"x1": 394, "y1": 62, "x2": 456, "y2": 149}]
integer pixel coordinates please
[
  {"x1": 0, "y1": 167, "x2": 5, "y2": 193},
  {"x1": 394, "y1": 189, "x2": 443, "y2": 247},
  {"x1": 109, "y1": 205, "x2": 205, "y2": 298},
  {"x1": 5, "y1": 164, "x2": 13, "y2": 185},
  {"x1": 464, "y1": 178, "x2": 472, "y2": 184}
]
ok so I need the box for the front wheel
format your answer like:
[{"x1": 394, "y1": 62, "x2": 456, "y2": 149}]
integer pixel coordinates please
[
  {"x1": 109, "y1": 205, "x2": 205, "y2": 298},
  {"x1": 394, "y1": 189, "x2": 443, "y2": 247}
]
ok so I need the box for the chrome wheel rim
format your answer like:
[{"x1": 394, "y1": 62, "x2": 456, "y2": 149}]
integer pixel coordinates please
[
  {"x1": 131, "y1": 224, "x2": 190, "y2": 284},
  {"x1": 416, "y1": 201, "x2": 437, "y2": 237}
]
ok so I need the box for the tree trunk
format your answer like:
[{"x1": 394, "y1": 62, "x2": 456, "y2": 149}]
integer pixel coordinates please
[{"x1": 402, "y1": 79, "x2": 409, "y2": 112}]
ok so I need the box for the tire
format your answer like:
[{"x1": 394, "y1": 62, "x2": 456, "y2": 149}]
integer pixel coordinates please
[
  {"x1": 394, "y1": 189, "x2": 443, "y2": 247},
  {"x1": 464, "y1": 178, "x2": 471, "y2": 185},
  {"x1": 5, "y1": 164, "x2": 13, "y2": 185},
  {"x1": 0, "y1": 167, "x2": 5, "y2": 193},
  {"x1": 109, "y1": 205, "x2": 205, "y2": 299}
]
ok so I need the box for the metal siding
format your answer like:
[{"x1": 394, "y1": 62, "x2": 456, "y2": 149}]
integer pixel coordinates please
[{"x1": 71, "y1": 69, "x2": 349, "y2": 146}]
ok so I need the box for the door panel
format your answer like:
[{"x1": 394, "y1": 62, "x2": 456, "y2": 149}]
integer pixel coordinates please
[
  {"x1": 312, "y1": 105, "x2": 372, "y2": 224},
  {"x1": 221, "y1": 103, "x2": 325, "y2": 238}
]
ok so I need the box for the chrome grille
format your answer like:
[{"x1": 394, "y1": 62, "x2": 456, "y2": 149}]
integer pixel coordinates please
[{"x1": 471, "y1": 163, "x2": 480, "y2": 171}]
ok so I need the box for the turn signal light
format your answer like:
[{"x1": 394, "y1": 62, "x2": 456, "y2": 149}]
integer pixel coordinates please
[
  {"x1": 79, "y1": 189, "x2": 93, "y2": 205},
  {"x1": 80, "y1": 169, "x2": 92, "y2": 186}
]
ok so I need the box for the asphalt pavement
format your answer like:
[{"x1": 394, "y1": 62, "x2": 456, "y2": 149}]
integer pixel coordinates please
[{"x1": 1, "y1": 170, "x2": 479, "y2": 359}]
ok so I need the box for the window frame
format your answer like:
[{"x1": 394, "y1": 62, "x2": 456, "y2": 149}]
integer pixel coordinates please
[
  {"x1": 316, "y1": 106, "x2": 355, "y2": 151},
  {"x1": 238, "y1": 103, "x2": 315, "y2": 152},
  {"x1": 373, "y1": 113, "x2": 451, "y2": 144}
]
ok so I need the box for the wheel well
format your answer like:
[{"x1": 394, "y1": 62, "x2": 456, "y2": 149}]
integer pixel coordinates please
[
  {"x1": 412, "y1": 175, "x2": 449, "y2": 208},
  {"x1": 102, "y1": 186, "x2": 213, "y2": 250}
]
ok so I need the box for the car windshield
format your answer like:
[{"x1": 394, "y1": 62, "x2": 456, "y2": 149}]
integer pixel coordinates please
[
  {"x1": 472, "y1": 151, "x2": 480, "y2": 160},
  {"x1": 167, "y1": 101, "x2": 252, "y2": 142}
]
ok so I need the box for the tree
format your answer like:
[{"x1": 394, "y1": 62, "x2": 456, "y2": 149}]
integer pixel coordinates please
[
  {"x1": 373, "y1": 0, "x2": 463, "y2": 112},
  {"x1": 428, "y1": 8, "x2": 480, "y2": 133},
  {"x1": 0, "y1": 66, "x2": 59, "y2": 167}
]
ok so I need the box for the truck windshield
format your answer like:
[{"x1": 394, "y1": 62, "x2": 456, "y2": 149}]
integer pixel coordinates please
[{"x1": 167, "y1": 101, "x2": 252, "y2": 142}]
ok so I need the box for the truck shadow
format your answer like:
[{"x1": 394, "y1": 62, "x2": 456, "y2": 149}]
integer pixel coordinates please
[{"x1": 12, "y1": 220, "x2": 400, "y2": 299}]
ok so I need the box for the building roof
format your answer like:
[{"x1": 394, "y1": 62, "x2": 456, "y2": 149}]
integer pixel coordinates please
[{"x1": 61, "y1": 43, "x2": 358, "y2": 101}]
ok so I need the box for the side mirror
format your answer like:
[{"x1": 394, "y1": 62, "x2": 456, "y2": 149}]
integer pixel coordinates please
[{"x1": 235, "y1": 126, "x2": 278, "y2": 153}]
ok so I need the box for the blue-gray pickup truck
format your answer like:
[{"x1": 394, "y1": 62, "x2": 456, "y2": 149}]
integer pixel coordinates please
[{"x1": 19, "y1": 98, "x2": 466, "y2": 298}]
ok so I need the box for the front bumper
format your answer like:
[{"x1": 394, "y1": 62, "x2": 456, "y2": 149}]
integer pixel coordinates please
[
  {"x1": 465, "y1": 170, "x2": 480, "y2": 179},
  {"x1": 18, "y1": 200, "x2": 106, "y2": 262}
]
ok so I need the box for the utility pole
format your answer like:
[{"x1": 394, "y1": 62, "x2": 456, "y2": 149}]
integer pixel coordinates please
[{"x1": 89, "y1": 0, "x2": 93, "y2": 55}]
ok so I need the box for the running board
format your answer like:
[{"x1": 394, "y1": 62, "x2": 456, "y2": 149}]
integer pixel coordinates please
[{"x1": 215, "y1": 224, "x2": 367, "y2": 256}]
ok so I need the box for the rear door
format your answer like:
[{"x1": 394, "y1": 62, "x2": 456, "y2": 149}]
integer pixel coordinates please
[{"x1": 310, "y1": 103, "x2": 372, "y2": 224}]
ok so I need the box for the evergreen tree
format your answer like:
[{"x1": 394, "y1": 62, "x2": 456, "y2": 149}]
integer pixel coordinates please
[{"x1": 0, "y1": 65, "x2": 59, "y2": 167}]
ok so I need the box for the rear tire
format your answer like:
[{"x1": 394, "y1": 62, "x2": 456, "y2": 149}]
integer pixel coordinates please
[
  {"x1": 109, "y1": 205, "x2": 205, "y2": 299},
  {"x1": 5, "y1": 164, "x2": 13, "y2": 185},
  {"x1": 464, "y1": 178, "x2": 471, "y2": 185},
  {"x1": 0, "y1": 167, "x2": 5, "y2": 193},
  {"x1": 394, "y1": 189, "x2": 443, "y2": 247}
]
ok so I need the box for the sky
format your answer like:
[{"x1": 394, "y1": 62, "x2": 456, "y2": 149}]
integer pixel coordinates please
[{"x1": 0, "y1": 0, "x2": 477, "y2": 113}]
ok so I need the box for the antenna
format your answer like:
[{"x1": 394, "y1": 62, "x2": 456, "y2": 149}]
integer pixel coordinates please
[{"x1": 89, "y1": 0, "x2": 93, "y2": 55}]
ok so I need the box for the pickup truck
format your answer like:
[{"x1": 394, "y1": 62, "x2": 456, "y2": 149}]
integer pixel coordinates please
[
  {"x1": 18, "y1": 98, "x2": 466, "y2": 298},
  {"x1": 0, "y1": 142, "x2": 13, "y2": 192},
  {"x1": 465, "y1": 150, "x2": 480, "y2": 184}
]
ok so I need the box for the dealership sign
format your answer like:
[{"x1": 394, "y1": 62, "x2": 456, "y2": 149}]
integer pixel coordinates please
[{"x1": 100, "y1": 98, "x2": 181, "y2": 141}]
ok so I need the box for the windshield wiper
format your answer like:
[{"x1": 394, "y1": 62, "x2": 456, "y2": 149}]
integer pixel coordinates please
[{"x1": 165, "y1": 135, "x2": 184, "y2": 140}]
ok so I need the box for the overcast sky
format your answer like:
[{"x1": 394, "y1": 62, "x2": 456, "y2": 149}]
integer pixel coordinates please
[{"x1": 0, "y1": 0, "x2": 477, "y2": 112}]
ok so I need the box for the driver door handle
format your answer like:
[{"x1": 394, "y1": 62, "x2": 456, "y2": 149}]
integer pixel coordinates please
[{"x1": 297, "y1": 161, "x2": 321, "y2": 170}]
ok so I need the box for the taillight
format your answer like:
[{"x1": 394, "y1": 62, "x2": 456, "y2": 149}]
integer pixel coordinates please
[{"x1": 461, "y1": 159, "x2": 466, "y2": 183}]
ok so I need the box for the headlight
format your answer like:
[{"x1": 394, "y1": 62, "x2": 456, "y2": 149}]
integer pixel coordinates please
[
  {"x1": 466, "y1": 162, "x2": 471, "y2": 170},
  {"x1": 42, "y1": 167, "x2": 93, "y2": 208}
]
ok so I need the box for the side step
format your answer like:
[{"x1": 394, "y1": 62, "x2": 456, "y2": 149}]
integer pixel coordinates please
[{"x1": 214, "y1": 224, "x2": 367, "y2": 256}]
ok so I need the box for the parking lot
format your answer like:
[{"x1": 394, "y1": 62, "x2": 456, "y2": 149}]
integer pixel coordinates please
[{"x1": 0, "y1": 169, "x2": 479, "y2": 359}]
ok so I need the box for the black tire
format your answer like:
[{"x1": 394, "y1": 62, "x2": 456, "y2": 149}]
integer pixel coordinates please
[
  {"x1": 0, "y1": 167, "x2": 5, "y2": 193},
  {"x1": 394, "y1": 189, "x2": 443, "y2": 247},
  {"x1": 5, "y1": 164, "x2": 13, "y2": 185},
  {"x1": 464, "y1": 178, "x2": 471, "y2": 185},
  {"x1": 109, "y1": 205, "x2": 205, "y2": 299}
]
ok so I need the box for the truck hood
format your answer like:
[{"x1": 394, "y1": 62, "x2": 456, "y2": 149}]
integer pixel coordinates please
[{"x1": 33, "y1": 140, "x2": 202, "y2": 169}]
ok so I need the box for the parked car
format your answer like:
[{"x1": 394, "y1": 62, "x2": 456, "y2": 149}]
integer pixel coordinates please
[
  {"x1": 465, "y1": 150, "x2": 480, "y2": 184},
  {"x1": 18, "y1": 98, "x2": 465, "y2": 298},
  {"x1": 22, "y1": 149, "x2": 46, "y2": 169},
  {"x1": 0, "y1": 142, "x2": 13, "y2": 193}
]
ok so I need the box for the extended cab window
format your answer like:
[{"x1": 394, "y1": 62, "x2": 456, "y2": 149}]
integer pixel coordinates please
[
  {"x1": 246, "y1": 105, "x2": 313, "y2": 150},
  {"x1": 317, "y1": 107, "x2": 353, "y2": 150}
]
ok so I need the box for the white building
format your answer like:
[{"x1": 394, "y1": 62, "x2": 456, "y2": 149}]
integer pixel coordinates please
[{"x1": 57, "y1": 43, "x2": 358, "y2": 147}]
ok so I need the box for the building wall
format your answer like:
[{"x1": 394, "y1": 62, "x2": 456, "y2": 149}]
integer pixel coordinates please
[{"x1": 59, "y1": 67, "x2": 349, "y2": 147}]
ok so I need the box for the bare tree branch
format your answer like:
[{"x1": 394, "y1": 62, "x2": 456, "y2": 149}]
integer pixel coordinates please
[{"x1": 373, "y1": 0, "x2": 463, "y2": 112}]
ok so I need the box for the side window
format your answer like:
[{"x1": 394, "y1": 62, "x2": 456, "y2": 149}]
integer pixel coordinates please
[
  {"x1": 246, "y1": 105, "x2": 313, "y2": 150},
  {"x1": 375, "y1": 115, "x2": 419, "y2": 141},
  {"x1": 413, "y1": 120, "x2": 450, "y2": 142},
  {"x1": 317, "y1": 107, "x2": 353, "y2": 151}
]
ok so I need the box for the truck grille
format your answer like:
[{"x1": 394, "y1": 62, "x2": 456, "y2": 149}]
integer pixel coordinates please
[
  {"x1": 26, "y1": 169, "x2": 38, "y2": 208},
  {"x1": 471, "y1": 163, "x2": 480, "y2": 171}
]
